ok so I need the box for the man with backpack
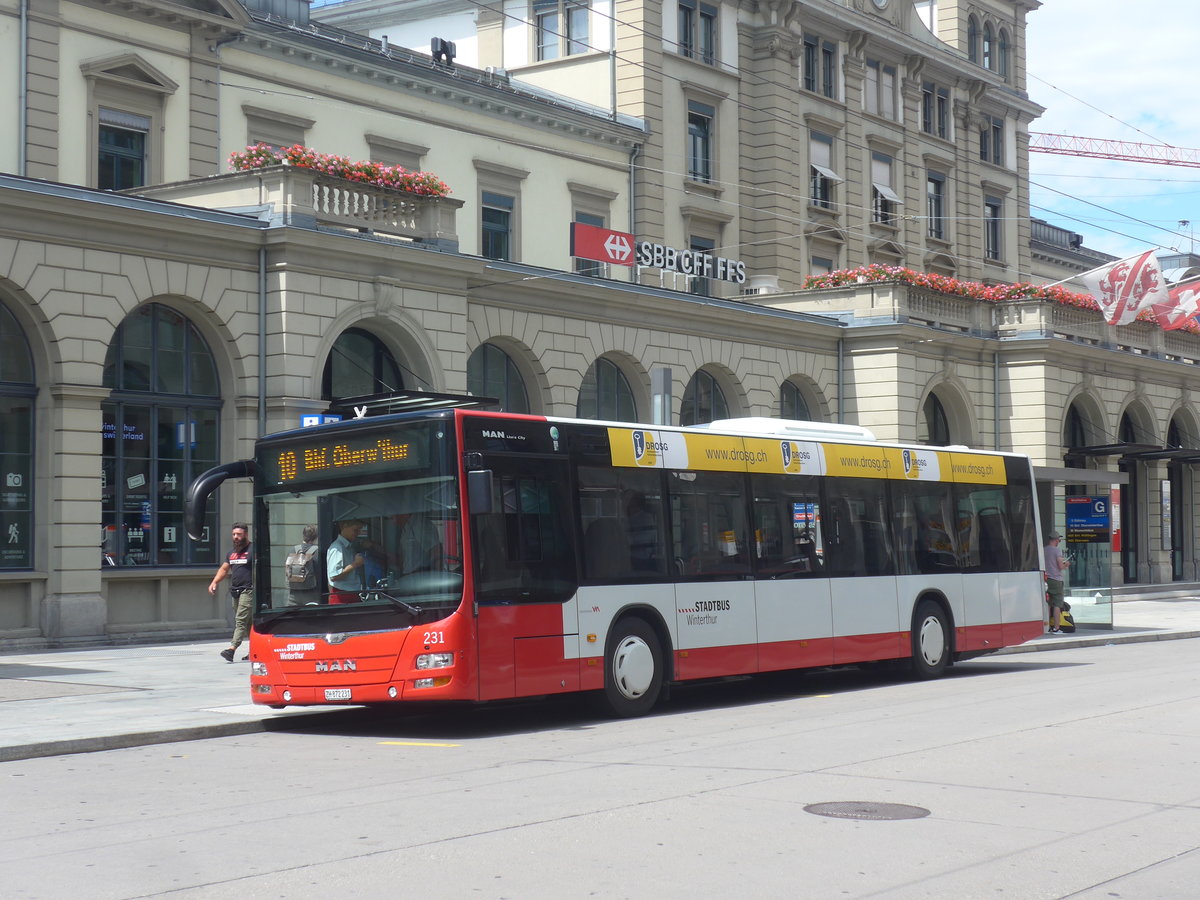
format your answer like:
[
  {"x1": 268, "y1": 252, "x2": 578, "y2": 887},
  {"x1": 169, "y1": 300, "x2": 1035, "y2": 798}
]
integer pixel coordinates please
[{"x1": 284, "y1": 524, "x2": 320, "y2": 606}]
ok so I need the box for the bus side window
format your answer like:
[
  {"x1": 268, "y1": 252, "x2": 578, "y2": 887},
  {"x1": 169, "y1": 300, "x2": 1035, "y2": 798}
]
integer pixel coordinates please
[
  {"x1": 668, "y1": 471, "x2": 750, "y2": 578},
  {"x1": 576, "y1": 466, "x2": 665, "y2": 583},
  {"x1": 824, "y1": 479, "x2": 893, "y2": 577},
  {"x1": 749, "y1": 473, "x2": 823, "y2": 578},
  {"x1": 474, "y1": 460, "x2": 576, "y2": 603}
]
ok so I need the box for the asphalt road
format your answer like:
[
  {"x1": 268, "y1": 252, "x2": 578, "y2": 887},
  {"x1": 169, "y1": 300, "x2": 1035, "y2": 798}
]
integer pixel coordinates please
[{"x1": 3, "y1": 639, "x2": 1199, "y2": 900}]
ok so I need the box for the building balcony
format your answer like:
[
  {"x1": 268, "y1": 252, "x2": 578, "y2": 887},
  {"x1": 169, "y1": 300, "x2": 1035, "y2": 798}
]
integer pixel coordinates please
[
  {"x1": 131, "y1": 167, "x2": 463, "y2": 252},
  {"x1": 756, "y1": 282, "x2": 1200, "y2": 364}
]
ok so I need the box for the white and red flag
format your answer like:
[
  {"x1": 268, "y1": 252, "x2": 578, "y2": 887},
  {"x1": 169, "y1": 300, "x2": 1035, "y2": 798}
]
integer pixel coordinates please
[
  {"x1": 1078, "y1": 250, "x2": 1168, "y2": 326},
  {"x1": 1154, "y1": 277, "x2": 1200, "y2": 331}
]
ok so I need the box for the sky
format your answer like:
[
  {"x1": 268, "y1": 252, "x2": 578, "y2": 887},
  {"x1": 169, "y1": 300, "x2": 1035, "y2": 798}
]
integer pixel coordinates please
[{"x1": 1025, "y1": 0, "x2": 1200, "y2": 262}]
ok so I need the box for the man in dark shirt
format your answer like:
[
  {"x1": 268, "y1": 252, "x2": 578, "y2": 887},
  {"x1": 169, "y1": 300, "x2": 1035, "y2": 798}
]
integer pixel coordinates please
[{"x1": 209, "y1": 522, "x2": 254, "y2": 662}]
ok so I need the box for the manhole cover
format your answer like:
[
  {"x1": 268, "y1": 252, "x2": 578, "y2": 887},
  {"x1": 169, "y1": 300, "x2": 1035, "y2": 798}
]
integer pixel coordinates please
[{"x1": 804, "y1": 801, "x2": 930, "y2": 821}]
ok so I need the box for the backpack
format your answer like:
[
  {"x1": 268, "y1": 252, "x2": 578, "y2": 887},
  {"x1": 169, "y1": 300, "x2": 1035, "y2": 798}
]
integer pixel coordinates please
[
  {"x1": 284, "y1": 542, "x2": 318, "y2": 591},
  {"x1": 1059, "y1": 610, "x2": 1076, "y2": 634}
]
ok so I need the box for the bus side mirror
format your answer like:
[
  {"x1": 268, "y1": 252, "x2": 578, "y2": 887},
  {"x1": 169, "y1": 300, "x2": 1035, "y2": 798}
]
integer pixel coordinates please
[{"x1": 467, "y1": 469, "x2": 494, "y2": 515}]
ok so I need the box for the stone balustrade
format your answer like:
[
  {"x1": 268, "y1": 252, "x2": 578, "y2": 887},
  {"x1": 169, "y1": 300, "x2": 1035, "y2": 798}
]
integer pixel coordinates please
[
  {"x1": 131, "y1": 166, "x2": 463, "y2": 252},
  {"x1": 756, "y1": 282, "x2": 1198, "y2": 360}
]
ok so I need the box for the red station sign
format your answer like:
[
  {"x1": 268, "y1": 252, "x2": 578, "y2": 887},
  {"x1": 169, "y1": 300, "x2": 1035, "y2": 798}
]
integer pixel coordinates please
[{"x1": 569, "y1": 222, "x2": 636, "y2": 267}]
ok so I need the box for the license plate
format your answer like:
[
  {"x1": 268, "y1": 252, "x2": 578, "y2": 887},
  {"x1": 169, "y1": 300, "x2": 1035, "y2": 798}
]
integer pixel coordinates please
[{"x1": 324, "y1": 688, "x2": 352, "y2": 701}]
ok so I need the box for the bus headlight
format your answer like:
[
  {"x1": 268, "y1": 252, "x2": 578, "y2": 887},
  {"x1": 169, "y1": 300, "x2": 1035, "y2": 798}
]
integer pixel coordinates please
[
  {"x1": 251, "y1": 662, "x2": 269, "y2": 676},
  {"x1": 416, "y1": 651, "x2": 454, "y2": 670}
]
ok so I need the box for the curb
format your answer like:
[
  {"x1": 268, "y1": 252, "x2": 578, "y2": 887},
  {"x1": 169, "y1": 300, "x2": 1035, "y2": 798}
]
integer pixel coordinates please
[
  {"x1": 996, "y1": 629, "x2": 1200, "y2": 655},
  {"x1": 0, "y1": 711, "x2": 336, "y2": 764}
]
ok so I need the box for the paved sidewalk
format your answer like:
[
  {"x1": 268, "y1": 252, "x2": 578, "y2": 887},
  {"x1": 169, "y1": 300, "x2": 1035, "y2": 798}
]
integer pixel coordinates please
[{"x1": 2, "y1": 598, "x2": 1198, "y2": 763}]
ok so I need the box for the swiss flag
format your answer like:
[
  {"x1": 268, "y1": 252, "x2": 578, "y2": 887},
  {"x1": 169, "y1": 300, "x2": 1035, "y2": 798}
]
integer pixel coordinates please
[
  {"x1": 1078, "y1": 250, "x2": 1168, "y2": 326},
  {"x1": 1151, "y1": 277, "x2": 1200, "y2": 331}
]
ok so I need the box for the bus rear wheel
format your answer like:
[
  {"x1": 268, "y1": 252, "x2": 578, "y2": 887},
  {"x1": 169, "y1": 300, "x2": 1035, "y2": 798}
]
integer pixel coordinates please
[
  {"x1": 602, "y1": 617, "x2": 663, "y2": 718},
  {"x1": 910, "y1": 599, "x2": 950, "y2": 679}
]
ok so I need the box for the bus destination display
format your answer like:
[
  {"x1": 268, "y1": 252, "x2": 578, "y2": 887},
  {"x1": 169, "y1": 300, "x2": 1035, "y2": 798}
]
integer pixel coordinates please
[{"x1": 268, "y1": 431, "x2": 425, "y2": 486}]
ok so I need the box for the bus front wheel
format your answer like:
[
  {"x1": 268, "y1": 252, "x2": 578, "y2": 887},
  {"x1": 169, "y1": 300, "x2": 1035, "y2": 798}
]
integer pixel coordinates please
[
  {"x1": 910, "y1": 599, "x2": 950, "y2": 679},
  {"x1": 602, "y1": 617, "x2": 663, "y2": 717}
]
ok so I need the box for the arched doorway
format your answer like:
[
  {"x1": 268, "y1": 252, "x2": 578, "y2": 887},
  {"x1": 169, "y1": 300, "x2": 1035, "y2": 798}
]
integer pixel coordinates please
[
  {"x1": 0, "y1": 301, "x2": 35, "y2": 571},
  {"x1": 680, "y1": 368, "x2": 729, "y2": 426},
  {"x1": 468, "y1": 342, "x2": 530, "y2": 413},
  {"x1": 322, "y1": 327, "x2": 403, "y2": 401},
  {"x1": 578, "y1": 357, "x2": 636, "y2": 422},
  {"x1": 102, "y1": 303, "x2": 221, "y2": 566}
]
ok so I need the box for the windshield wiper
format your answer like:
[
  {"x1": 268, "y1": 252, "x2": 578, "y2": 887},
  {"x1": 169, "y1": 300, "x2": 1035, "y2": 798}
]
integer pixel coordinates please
[{"x1": 366, "y1": 590, "x2": 421, "y2": 616}]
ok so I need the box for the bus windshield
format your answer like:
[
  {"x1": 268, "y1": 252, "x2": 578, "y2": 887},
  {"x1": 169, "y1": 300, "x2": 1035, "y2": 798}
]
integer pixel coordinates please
[{"x1": 255, "y1": 420, "x2": 462, "y2": 619}]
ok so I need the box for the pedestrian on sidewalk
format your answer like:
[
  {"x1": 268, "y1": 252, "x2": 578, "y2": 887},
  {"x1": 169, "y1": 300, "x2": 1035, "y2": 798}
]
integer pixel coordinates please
[
  {"x1": 209, "y1": 523, "x2": 254, "y2": 661},
  {"x1": 1044, "y1": 531, "x2": 1070, "y2": 632}
]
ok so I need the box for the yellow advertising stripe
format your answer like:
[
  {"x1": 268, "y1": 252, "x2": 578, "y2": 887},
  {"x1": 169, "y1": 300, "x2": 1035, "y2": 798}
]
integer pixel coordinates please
[
  {"x1": 607, "y1": 426, "x2": 1009, "y2": 485},
  {"x1": 947, "y1": 452, "x2": 1007, "y2": 484}
]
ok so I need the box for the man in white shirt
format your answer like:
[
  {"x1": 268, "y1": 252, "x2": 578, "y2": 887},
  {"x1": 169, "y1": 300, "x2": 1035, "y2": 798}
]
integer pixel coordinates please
[{"x1": 327, "y1": 519, "x2": 365, "y2": 603}]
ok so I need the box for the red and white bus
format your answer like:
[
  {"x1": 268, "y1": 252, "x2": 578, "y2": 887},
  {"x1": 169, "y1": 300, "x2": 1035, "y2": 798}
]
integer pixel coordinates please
[{"x1": 186, "y1": 400, "x2": 1045, "y2": 716}]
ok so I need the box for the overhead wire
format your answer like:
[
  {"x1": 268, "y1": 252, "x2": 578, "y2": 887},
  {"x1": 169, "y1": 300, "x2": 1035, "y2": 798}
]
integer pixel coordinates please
[
  {"x1": 309, "y1": 1, "x2": 1187, "y2": 271},
  {"x1": 452, "y1": 0, "x2": 1196, "y2": 262}
]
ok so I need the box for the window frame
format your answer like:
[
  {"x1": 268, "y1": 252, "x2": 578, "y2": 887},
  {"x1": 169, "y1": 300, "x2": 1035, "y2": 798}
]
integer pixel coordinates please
[
  {"x1": 535, "y1": 0, "x2": 590, "y2": 62},
  {"x1": 979, "y1": 115, "x2": 1004, "y2": 166},
  {"x1": 926, "y1": 171, "x2": 946, "y2": 240},
  {"x1": 871, "y1": 152, "x2": 900, "y2": 226},
  {"x1": 101, "y1": 303, "x2": 222, "y2": 569},
  {"x1": 984, "y1": 195, "x2": 1003, "y2": 261},
  {"x1": 578, "y1": 356, "x2": 637, "y2": 422},
  {"x1": 680, "y1": 367, "x2": 729, "y2": 425},
  {"x1": 481, "y1": 190, "x2": 516, "y2": 261},
  {"x1": 468, "y1": 342, "x2": 531, "y2": 414},
  {"x1": 82, "y1": 55, "x2": 177, "y2": 190},
  {"x1": 686, "y1": 99, "x2": 715, "y2": 184},
  {"x1": 802, "y1": 34, "x2": 838, "y2": 99},
  {"x1": 322, "y1": 326, "x2": 404, "y2": 401},
  {"x1": 678, "y1": 0, "x2": 718, "y2": 64},
  {"x1": 921, "y1": 82, "x2": 950, "y2": 140},
  {"x1": 809, "y1": 131, "x2": 840, "y2": 210},
  {"x1": 0, "y1": 301, "x2": 36, "y2": 572},
  {"x1": 864, "y1": 58, "x2": 898, "y2": 121}
]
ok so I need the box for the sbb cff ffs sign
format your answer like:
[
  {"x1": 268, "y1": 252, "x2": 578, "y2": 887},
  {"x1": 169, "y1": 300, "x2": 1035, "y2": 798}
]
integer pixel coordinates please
[
  {"x1": 570, "y1": 222, "x2": 635, "y2": 267},
  {"x1": 569, "y1": 223, "x2": 748, "y2": 285}
]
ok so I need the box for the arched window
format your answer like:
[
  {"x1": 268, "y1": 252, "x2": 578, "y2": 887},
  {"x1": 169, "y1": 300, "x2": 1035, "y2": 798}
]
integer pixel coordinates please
[
  {"x1": 1, "y1": 302, "x2": 35, "y2": 570},
  {"x1": 467, "y1": 343, "x2": 530, "y2": 413},
  {"x1": 998, "y1": 29, "x2": 1010, "y2": 78},
  {"x1": 982, "y1": 23, "x2": 994, "y2": 70},
  {"x1": 967, "y1": 16, "x2": 980, "y2": 63},
  {"x1": 921, "y1": 392, "x2": 950, "y2": 446},
  {"x1": 680, "y1": 369, "x2": 728, "y2": 426},
  {"x1": 322, "y1": 327, "x2": 403, "y2": 401},
  {"x1": 578, "y1": 357, "x2": 636, "y2": 422},
  {"x1": 102, "y1": 303, "x2": 221, "y2": 567},
  {"x1": 1064, "y1": 405, "x2": 1087, "y2": 455},
  {"x1": 780, "y1": 380, "x2": 811, "y2": 420}
]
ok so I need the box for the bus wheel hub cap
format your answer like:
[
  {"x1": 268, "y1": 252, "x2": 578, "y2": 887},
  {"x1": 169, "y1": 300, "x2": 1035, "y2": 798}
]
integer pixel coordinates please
[{"x1": 614, "y1": 636, "x2": 653, "y2": 698}]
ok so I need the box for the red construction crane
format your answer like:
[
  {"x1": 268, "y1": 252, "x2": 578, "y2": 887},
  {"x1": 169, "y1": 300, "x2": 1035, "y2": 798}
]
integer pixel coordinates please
[{"x1": 1029, "y1": 132, "x2": 1200, "y2": 169}]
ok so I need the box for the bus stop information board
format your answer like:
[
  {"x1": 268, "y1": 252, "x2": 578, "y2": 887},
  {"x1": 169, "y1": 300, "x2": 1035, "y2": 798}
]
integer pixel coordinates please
[{"x1": 1066, "y1": 495, "x2": 1111, "y2": 543}]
